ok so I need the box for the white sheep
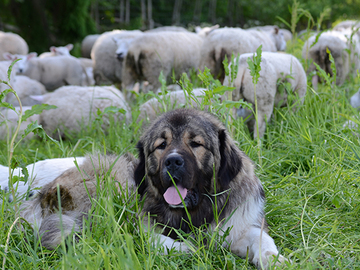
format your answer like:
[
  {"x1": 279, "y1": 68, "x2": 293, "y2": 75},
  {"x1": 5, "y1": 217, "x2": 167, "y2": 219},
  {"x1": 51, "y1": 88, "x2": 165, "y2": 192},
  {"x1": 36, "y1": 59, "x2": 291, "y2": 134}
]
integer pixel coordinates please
[
  {"x1": 333, "y1": 20, "x2": 360, "y2": 32},
  {"x1": 0, "y1": 31, "x2": 28, "y2": 61},
  {"x1": 350, "y1": 89, "x2": 360, "y2": 108},
  {"x1": 0, "y1": 106, "x2": 40, "y2": 141},
  {"x1": 302, "y1": 30, "x2": 360, "y2": 88},
  {"x1": 4, "y1": 53, "x2": 84, "y2": 91},
  {"x1": 81, "y1": 34, "x2": 100, "y2": 58},
  {"x1": 199, "y1": 27, "x2": 286, "y2": 82},
  {"x1": 123, "y1": 31, "x2": 203, "y2": 92},
  {"x1": 0, "y1": 157, "x2": 86, "y2": 202},
  {"x1": 31, "y1": 85, "x2": 132, "y2": 138},
  {"x1": 223, "y1": 52, "x2": 307, "y2": 139},
  {"x1": 38, "y1": 44, "x2": 73, "y2": 58},
  {"x1": 138, "y1": 88, "x2": 206, "y2": 122},
  {"x1": 6, "y1": 75, "x2": 47, "y2": 106},
  {"x1": 91, "y1": 30, "x2": 143, "y2": 85}
]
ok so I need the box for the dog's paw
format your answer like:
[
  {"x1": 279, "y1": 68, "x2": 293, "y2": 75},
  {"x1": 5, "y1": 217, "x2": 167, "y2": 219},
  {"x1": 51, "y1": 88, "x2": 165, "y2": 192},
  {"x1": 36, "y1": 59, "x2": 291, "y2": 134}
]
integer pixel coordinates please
[
  {"x1": 151, "y1": 234, "x2": 192, "y2": 254},
  {"x1": 253, "y1": 251, "x2": 289, "y2": 269}
]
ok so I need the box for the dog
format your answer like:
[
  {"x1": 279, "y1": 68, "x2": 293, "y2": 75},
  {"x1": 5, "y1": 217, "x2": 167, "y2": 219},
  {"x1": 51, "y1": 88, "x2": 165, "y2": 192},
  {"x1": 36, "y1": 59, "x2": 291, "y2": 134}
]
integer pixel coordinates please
[
  {"x1": 18, "y1": 108, "x2": 285, "y2": 269},
  {"x1": 134, "y1": 108, "x2": 285, "y2": 268}
]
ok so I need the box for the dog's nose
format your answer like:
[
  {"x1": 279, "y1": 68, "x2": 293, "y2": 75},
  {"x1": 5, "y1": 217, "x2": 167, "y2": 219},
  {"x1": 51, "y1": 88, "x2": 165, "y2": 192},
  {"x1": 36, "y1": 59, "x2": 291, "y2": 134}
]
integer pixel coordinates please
[{"x1": 165, "y1": 155, "x2": 184, "y2": 171}]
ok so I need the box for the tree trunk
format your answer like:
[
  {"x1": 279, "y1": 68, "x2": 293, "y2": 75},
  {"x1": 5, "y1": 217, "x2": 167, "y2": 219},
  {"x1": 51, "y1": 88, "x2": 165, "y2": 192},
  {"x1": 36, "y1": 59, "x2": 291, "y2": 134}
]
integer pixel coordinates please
[
  {"x1": 119, "y1": 0, "x2": 124, "y2": 23},
  {"x1": 125, "y1": 0, "x2": 130, "y2": 24},
  {"x1": 141, "y1": 0, "x2": 146, "y2": 30},
  {"x1": 147, "y1": 0, "x2": 154, "y2": 29},
  {"x1": 91, "y1": 0, "x2": 100, "y2": 31},
  {"x1": 172, "y1": 0, "x2": 183, "y2": 25},
  {"x1": 227, "y1": 0, "x2": 234, "y2": 26},
  {"x1": 208, "y1": 0, "x2": 217, "y2": 24},
  {"x1": 32, "y1": 0, "x2": 54, "y2": 44},
  {"x1": 193, "y1": 0, "x2": 202, "y2": 24}
]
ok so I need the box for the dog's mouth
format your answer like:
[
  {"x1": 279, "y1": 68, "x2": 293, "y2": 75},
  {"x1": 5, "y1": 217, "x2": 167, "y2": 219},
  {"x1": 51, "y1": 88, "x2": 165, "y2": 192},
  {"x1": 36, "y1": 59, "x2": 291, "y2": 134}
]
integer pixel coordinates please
[{"x1": 163, "y1": 185, "x2": 199, "y2": 209}]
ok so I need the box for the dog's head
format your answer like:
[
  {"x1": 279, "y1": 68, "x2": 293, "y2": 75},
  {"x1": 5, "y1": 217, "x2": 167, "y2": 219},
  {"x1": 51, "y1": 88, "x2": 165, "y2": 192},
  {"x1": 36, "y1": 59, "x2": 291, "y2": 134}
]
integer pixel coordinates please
[{"x1": 134, "y1": 109, "x2": 242, "y2": 214}]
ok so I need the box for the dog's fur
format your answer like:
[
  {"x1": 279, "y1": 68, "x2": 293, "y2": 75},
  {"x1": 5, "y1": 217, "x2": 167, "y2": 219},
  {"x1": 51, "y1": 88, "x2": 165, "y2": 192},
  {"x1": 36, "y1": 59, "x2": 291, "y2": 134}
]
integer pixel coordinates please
[
  {"x1": 19, "y1": 109, "x2": 284, "y2": 269},
  {"x1": 20, "y1": 153, "x2": 136, "y2": 249},
  {"x1": 134, "y1": 109, "x2": 284, "y2": 268}
]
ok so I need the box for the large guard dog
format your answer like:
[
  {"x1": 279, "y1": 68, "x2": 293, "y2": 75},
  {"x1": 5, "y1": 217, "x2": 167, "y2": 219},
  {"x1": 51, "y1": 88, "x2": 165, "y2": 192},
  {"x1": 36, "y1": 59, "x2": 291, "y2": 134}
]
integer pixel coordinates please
[
  {"x1": 19, "y1": 108, "x2": 284, "y2": 269},
  {"x1": 134, "y1": 109, "x2": 284, "y2": 268}
]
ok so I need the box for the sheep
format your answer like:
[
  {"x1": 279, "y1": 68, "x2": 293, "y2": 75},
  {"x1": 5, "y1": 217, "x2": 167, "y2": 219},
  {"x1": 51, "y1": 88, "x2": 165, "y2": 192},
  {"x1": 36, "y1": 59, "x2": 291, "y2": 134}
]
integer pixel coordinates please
[
  {"x1": 138, "y1": 88, "x2": 206, "y2": 122},
  {"x1": 0, "y1": 31, "x2": 28, "y2": 61},
  {"x1": 4, "y1": 53, "x2": 84, "y2": 91},
  {"x1": 91, "y1": 30, "x2": 143, "y2": 85},
  {"x1": 333, "y1": 20, "x2": 360, "y2": 32},
  {"x1": 76, "y1": 57, "x2": 94, "y2": 86},
  {"x1": 223, "y1": 52, "x2": 307, "y2": 139},
  {"x1": 199, "y1": 27, "x2": 286, "y2": 82},
  {"x1": 0, "y1": 106, "x2": 40, "y2": 141},
  {"x1": 81, "y1": 34, "x2": 100, "y2": 58},
  {"x1": 350, "y1": 89, "x2": 360, "y2": 108},
  {"x1": 302, "y1": 30, "x2": 360, "y2": 88},
  {"x1": 123, "y1": 31, "x2": 203, "y2": 92},
  {"x1": 30, "y1": 85, "x2": 132, "y2": 138},
  {"x1": 6, "y1": 75, "x2": 47, "y2": 106},
  {"x1": 38, "y1": 44, "x2": 73, "y2": 58},
  {"x1": 0, "y1": 157, "x2": 86, "y2": 202}
]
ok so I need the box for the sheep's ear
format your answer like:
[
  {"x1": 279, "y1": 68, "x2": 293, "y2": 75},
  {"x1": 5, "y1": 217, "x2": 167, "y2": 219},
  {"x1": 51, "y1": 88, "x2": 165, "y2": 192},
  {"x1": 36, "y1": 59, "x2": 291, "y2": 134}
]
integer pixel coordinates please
[
  {"x1": 50, "y1": 46, "x2": 56, "y2": 53},
  {"x1": 3, "y1": 52, "x2": 15, "y2": 60},
  {"x1": 134, "y1": 141, "x2": 148, "y2": 196},
  {"x1": 210, "y1": 24, "x2": 219, "y2": 31},
  {"x1": 27, "y1": 52, "x2": 38, "y2": 60},
  {"x1": 274, "y1": 26, "x2": 279, "y2": 34},
  {"x1": 217, "y1": 129, "x2": 242, "y2": 188},
  {"x1": 66, "y1": 44, "x2": 73, "y2": 51},
  {"x1": 30, "y1": 95, "x2": 44, "y2": 103},
  {"x1": 195, "y1": 26, "x2": 201, "y2": 33}
]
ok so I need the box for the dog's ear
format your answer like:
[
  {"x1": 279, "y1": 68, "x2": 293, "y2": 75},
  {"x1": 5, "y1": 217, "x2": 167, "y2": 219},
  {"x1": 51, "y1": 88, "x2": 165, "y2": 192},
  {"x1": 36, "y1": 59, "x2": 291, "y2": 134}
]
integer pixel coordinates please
[
  {"x1": 134, "y1": 140, "x2": 148, "y2": 195},
  {"x1": 218, "y1": 129, "x2": 242, "y2": 188}
]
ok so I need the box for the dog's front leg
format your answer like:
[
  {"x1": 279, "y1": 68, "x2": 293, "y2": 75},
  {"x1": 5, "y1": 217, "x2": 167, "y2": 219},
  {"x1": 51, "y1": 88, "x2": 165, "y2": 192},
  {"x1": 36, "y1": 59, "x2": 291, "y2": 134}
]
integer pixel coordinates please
[
  {"x1": 230, "y1": 227, "x2": 286, "y2": 269},
  {"x1": 150, "y1": 233, "x2": 192, "y2": 254}
]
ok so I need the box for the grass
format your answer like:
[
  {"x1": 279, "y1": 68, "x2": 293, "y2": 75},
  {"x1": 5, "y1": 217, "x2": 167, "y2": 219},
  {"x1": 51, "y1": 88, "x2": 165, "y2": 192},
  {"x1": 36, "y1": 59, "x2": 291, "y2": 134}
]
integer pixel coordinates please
[{"x1": 1, "y1": 36, "x2": 360, "y2": 270}]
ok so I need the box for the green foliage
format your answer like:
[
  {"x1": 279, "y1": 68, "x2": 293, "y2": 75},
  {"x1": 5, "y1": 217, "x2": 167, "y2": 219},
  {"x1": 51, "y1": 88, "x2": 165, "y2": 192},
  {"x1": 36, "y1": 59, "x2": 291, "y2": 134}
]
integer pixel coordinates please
[{"x1": 246, "y1": 45, "x2": 262, "y2": 85}]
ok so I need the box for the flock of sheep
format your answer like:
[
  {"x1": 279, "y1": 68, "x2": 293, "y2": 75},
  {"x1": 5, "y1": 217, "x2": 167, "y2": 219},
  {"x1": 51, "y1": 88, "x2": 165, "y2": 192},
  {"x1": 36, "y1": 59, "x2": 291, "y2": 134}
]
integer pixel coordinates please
[{"x1": 0, "y1": 20, "x2": 360, "y2": 140}]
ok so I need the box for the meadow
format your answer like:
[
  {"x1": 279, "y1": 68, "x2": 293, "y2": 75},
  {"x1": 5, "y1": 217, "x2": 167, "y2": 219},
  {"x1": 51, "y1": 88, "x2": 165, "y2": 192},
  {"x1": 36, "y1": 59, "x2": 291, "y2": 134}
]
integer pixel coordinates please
[{"x1": 1, "y1": 26, "x2": 360, "y2": 270}]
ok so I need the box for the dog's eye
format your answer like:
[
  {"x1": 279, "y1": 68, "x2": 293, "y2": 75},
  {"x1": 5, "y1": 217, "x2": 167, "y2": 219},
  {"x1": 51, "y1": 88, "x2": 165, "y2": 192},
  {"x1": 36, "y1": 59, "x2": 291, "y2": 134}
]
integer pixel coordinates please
[
  {"x1": 156, "y1": 141, "x2": 166, "y2": 150},
  {"x1": 190, "y1": 141, "x2": 202, "y2": 148}
]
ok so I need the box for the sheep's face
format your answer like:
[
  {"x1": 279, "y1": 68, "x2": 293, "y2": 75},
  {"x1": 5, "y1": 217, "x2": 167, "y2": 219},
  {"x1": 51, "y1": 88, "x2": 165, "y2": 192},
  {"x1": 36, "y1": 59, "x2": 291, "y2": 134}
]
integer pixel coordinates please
[
  {"x1": 114, "y1": 38, "x2": 134, "y2": 61},
  {"x1": 14, "y1": 53, "x2": 37, "y2": 74}
]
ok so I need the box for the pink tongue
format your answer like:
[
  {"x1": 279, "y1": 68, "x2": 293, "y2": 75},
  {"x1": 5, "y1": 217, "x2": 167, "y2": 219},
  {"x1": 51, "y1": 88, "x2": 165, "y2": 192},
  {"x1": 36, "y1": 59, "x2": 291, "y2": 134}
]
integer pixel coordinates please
[{"x1": 163, "y1": 185, "x2": 188, "y2": 205}]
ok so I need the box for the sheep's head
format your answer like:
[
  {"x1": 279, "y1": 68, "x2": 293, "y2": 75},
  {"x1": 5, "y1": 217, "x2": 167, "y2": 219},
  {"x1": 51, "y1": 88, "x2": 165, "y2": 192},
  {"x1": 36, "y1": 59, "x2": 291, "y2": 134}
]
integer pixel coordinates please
[{"x1": 3, "y1": 52, "x2": 37, "y2": 74}]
